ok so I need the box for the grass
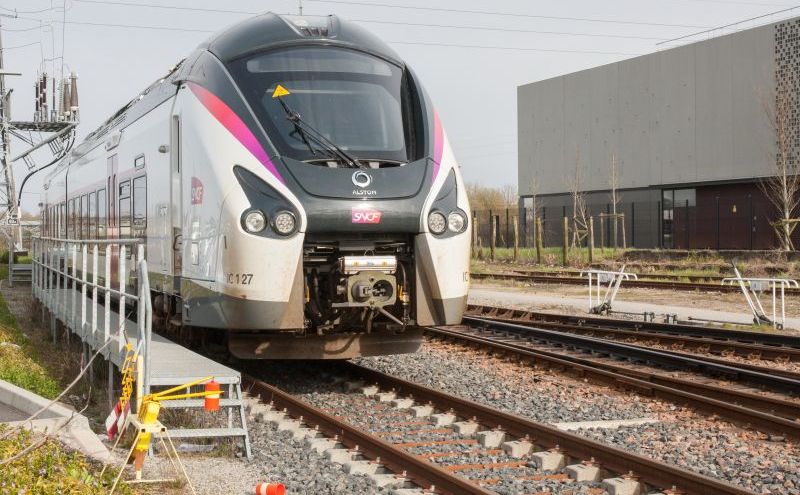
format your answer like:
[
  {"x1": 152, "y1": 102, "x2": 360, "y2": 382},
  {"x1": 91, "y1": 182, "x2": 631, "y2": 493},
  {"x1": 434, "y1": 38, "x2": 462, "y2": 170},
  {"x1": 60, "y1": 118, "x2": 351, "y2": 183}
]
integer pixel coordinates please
[
  {"x1": 0, "y1": 282, "x2": 60, "y2": 399},
  {"x1": 0, "y1": 425, "x2": 131, "y2": 495}
]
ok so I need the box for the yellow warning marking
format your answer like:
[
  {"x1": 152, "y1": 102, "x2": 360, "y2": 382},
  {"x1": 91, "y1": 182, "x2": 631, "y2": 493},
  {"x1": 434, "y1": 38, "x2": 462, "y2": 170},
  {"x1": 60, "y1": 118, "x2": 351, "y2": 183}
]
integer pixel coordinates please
[{"x1": 272, "y1": 84, "x2": 291, "y2": 98}]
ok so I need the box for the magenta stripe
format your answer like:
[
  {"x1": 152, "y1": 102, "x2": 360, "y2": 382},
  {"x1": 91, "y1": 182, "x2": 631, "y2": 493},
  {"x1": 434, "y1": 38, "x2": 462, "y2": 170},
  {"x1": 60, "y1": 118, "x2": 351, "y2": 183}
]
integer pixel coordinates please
[
  {"x1": 432, "y1": 110, "x2": 444, "y2": 181},
  {"x1": 188, "y1": 82, "x2": 284, "y2": 184}
]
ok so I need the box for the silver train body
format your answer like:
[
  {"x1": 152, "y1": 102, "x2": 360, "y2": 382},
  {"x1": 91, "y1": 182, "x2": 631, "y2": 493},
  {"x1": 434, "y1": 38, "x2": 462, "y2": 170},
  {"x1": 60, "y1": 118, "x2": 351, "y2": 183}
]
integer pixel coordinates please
[{"x1": 40, "y1": 13, "x2": 471, "y2": 359}]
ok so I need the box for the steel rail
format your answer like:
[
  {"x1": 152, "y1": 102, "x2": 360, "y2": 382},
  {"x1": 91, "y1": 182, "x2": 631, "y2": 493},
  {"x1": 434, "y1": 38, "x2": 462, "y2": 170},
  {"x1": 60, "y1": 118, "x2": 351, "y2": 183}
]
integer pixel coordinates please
[
  {"x1": 343, "y1": 362, "x2": 758, "y2": 495},
  {"x1": 242, "y1": 374, "x2": 494, "y2": 495},
  {"x1": 470, "y1": 271, "x2": 800, "y2": 294},
  {"x1": 467, "y1": 307, "x2": 800, "y2": 362},
  {"x1": 428, "y1": 325, "x2": 800, "y2": 422},
  {"x1": 464, "y1": 316, "x2": 800, "y2": 395},
  {"x1": 467, "y1": 304, "x2": 800, "y2": 348}
]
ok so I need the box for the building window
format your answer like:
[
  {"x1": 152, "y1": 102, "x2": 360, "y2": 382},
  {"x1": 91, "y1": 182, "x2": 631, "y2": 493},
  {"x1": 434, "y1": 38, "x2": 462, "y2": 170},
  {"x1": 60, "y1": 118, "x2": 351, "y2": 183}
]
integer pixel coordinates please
[{"x1": 662, "y1": 188, "x2": 695, "y2": 249}]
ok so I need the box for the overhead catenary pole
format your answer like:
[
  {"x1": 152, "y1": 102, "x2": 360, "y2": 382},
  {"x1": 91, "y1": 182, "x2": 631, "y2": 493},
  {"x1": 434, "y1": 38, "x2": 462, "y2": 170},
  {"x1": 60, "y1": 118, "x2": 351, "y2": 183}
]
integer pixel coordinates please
[{"x1": 0, "y1": 14, "x2": 23, "y2": 247}]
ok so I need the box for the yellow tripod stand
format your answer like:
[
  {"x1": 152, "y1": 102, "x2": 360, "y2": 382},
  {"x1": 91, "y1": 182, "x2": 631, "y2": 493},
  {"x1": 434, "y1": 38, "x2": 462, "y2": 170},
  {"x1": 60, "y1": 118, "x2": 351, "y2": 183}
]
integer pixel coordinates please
[{"x1": 103, "y1": 376, "x2": 223, "y2": 494}]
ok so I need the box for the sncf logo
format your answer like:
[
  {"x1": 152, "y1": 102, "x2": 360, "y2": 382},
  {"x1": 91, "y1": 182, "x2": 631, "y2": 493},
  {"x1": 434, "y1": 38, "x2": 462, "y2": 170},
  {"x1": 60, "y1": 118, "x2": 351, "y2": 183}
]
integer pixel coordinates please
[{"x1": 352, "y1": 208, "x2": 382, "y2": 224}]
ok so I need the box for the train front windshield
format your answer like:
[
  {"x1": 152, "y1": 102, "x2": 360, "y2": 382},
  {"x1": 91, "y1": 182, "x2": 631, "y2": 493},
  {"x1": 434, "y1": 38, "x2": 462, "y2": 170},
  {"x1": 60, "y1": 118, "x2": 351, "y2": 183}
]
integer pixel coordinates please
[{"x1": 231, "y1": 46, "x2": 418, "y2": 164}]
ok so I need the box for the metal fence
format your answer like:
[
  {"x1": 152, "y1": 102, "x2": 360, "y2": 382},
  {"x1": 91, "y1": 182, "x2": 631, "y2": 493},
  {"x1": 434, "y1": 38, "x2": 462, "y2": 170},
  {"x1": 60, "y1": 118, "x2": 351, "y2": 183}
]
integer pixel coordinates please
[{"x1": 31, "y1": 237, "x2": 153, "y2": 399}]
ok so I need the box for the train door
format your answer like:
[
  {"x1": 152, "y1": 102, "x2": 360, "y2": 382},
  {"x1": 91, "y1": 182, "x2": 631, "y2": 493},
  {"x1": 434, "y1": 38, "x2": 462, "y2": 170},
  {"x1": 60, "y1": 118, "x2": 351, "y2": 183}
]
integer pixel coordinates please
[
  {"x1": 107, "y1": 154, "x2": 119, "y2": 286},
  {"x1": 170, "y1": 115, "x2": 183, "y2": 292}
]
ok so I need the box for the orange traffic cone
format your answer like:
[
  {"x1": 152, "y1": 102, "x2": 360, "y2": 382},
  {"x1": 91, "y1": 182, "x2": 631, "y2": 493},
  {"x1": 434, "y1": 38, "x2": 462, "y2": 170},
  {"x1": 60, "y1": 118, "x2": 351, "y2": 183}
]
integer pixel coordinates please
[{"x1": 255, "y1": 482, "x2": 285, "y2": 495}]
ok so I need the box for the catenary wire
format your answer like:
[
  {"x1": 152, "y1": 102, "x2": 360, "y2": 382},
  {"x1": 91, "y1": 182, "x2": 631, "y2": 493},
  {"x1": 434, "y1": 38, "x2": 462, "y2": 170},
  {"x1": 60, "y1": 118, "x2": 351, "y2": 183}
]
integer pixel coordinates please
[{"x1": 304, "y1": 0, "x2": 715, "y2": 28}]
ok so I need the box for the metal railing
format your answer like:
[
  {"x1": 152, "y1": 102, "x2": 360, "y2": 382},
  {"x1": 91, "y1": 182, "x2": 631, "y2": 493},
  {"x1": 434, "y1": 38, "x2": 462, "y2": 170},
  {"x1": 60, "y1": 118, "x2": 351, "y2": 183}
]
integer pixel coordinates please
[
  {"x1": 580, "y1": 266, "x2": 638, "y2": 314},
  {"x1": 722, "y1": 265, "x2": 799, "y2": 329},
  {"x1": 31, "y1": 237, "x2": 153, "y2": 396}
]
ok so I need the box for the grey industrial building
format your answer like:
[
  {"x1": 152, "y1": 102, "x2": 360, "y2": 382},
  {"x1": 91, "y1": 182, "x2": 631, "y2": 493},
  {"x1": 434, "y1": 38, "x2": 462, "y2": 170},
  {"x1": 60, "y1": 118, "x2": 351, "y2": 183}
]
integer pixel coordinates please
[{"x1": 517, "y1": 16, "x2": 800, "y2": 250}]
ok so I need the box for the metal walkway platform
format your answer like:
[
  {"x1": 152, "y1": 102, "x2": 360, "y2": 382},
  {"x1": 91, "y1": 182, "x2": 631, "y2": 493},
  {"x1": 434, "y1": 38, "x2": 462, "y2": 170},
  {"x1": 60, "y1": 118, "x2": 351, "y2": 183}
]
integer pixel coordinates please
[
  {"x1": 32, "y1": 238, "x2": 251, "y2": 457},
  {"x1": 42, "y1": 288, "x2": 239, "y2": 385}
]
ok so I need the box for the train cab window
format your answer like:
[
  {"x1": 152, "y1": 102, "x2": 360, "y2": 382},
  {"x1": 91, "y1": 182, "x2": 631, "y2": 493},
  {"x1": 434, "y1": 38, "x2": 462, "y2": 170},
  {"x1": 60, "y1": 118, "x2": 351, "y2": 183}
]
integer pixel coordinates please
[
  {"x1": 68, "y1": 199, "x2": 76, "y2": 239},
  {"x1": 81, "y1": 194, "x2": 89, "y2": 239},
  {"x1": 119, "y1": 180, "x2": 131, "y2": 238},
  {"x1": 134, "y1": 155, "x2": 145, "y2": 170},
  {"x1": 89, "y1": 192, "x2": 96, "y2": 239},
  {"x1": 97, "y1": 189, "x2": 107, "y2": 238},
  {"x1": 132, "y1": 176, "x2": 146, "y2": 237}
]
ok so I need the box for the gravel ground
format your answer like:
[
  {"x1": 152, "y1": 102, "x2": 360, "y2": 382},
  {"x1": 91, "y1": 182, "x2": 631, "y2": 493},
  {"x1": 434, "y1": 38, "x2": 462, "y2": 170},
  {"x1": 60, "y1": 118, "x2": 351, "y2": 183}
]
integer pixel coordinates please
[
  {"x1": 578, "y1": 416, "x2": 800, "y2": 495},
  {"x1": 356, "y1": 340, "x2": 800, "y2": 495},
  {"x1": 180, "y1": 415, "x2": 389, "y2": 495},
  {"x1": 355, "y1": 339, "x2": 661, "y2": 423}
]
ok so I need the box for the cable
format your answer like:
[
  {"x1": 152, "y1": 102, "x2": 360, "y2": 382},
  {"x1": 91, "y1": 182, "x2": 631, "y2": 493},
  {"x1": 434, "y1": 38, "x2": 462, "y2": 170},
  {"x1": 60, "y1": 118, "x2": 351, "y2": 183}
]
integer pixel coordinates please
[
  {"x1": 390, "y1": 40, "x2": 643, "y2": 56},
  {"x1": 0, "y1": 4, "x2": 68, "y2": 15},
  {"x1": 72, "y1": 0, "x2": 258, "y2": 15},
  {"x1": 350, "y1": 18, "x2": 668, "y2": 41},
  {"x1": 7, "y1": 16, "x2": 648, "y2": 55},
  {"x1": 66, "y1": 0, "x2": 668, "y2": 41},
  {"x1": 305, "y1": 0, "x2": 715, "y2": 28},
  {"x1": 1, "y1": 41, "x2": 41, "y2": 50},
  {"x1": 658, "y1": 4, "x2": 800, "y2": 44}
]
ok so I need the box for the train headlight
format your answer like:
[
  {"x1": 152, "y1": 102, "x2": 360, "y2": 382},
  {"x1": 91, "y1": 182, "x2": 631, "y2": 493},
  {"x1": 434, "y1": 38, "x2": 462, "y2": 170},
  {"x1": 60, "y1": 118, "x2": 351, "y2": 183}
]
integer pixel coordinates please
[
  {"x1": 243, "y1": 210, "x2": 267, "y2": 233},
  {"x1": 427, "y1": 211, "x2": 447, "y2": 235},
  {"x1": 272, "y1": 210, "x2": 297, "y2": 236},
  {"x1": 447, "y1": 211, "x2": 467, "y2": 233}
]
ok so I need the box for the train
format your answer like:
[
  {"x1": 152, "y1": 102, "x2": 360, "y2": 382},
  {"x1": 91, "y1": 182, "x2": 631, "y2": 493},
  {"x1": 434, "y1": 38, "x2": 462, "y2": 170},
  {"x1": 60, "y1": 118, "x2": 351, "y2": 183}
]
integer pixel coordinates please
[{"x1": 39, "y1": 13, "x2": 471, "y2": 359}]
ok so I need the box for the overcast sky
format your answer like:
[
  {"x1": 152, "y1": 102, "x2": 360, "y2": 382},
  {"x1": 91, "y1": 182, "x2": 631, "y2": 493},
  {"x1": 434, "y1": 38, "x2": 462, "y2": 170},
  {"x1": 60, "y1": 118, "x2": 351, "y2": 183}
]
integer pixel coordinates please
[{"x1": 2, "y1": 0, "x2": 798, "y2": 212}]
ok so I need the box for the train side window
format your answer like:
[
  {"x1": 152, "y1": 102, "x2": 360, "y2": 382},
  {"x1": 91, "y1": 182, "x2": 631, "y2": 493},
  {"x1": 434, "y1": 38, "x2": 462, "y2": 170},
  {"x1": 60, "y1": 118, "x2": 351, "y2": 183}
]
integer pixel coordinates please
[
  {"x1": 68, "y1": 198, "x2": 76, "y2": 239},
  {"x1": 97, "y1": 189, "x2": 107, "y2": 238},
  {"x1": 77, "y1": 196, "x2": 83, "y2": 240},
  {"x1": 81, "y1": 194, "x2": 89, "y2": 239},
  {"x1": 89, "y1": 192, "x2": 97, "y2": 239},
  {"x1": 60, "y1": 203, "x2": 66, "y2": 238},
  {"x1": 119, "y1": 180, "x2": 131, "y2": 238},
  {"x1": 132, "y1": 175, "x2": 146, "y2": 237}
]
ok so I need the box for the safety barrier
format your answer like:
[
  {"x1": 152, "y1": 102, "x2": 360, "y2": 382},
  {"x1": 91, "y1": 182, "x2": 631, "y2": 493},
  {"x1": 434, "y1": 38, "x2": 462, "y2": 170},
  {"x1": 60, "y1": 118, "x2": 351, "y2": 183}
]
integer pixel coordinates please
[
  {"x1": 31, "y1": 237, "x2": 153, "y2": 399},
  {"x1": 722, "y1": 265, "x2": 799, "y2": 329},
  {"x1": 580, "y1": 265, "x2": 638, "y2": 314}
]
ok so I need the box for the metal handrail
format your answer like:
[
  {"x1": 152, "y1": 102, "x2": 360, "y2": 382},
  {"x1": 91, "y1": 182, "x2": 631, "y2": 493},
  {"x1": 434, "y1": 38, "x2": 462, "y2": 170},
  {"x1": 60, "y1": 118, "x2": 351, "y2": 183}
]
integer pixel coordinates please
[{"x1": 31, "y1": 236, "x2": 152, "y2": 394}]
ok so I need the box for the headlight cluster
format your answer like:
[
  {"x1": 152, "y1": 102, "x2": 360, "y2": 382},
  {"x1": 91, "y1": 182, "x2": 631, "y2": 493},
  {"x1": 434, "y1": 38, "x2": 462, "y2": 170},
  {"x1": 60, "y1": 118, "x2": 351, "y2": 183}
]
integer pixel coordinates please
[
  {"x1": 242, "y1": 209, "x2": 297, "y2": 236},
  {"x1": 428, "y1": 210, "x2": 467, "y2": 235}
]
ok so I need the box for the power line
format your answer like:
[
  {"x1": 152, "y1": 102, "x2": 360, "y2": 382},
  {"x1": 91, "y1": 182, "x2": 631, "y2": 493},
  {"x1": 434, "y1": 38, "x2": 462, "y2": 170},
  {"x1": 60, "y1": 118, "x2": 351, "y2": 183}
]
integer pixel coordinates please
[
  {"x1": 71, "y1": 0, "x2": 258, "y2": 15},
  {"x1": 305, "y1": 0, "x2": 715, "y2": 28},
  {"x1": 57, "y1": 0, "x2": 669, "y2": 42},
  {"x1": 350, "y1": 19, "x2": 668, "y2": 41},
  {"x1": 72, "y1": 0, "x2": 710, "y2": 29},
  {"x1": 2, "y1": 41, "x2": 41, "y2": 50},
  {"x1": 658, "y1": 4, "x2": 800, "y2": 44},
  {"x1": 391, "y1": 40, "x2": 642, "y2": 56},
  {"x1": 11, "y1": 16, "x2": 648, "y2": 55}
]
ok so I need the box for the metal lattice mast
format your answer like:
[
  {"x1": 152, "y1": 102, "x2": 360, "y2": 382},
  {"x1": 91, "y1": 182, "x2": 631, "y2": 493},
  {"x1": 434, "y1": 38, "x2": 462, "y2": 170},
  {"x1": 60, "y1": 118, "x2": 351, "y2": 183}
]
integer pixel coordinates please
[{"x1": 0, "y1": 15, "x2": 22, "y2": 246}]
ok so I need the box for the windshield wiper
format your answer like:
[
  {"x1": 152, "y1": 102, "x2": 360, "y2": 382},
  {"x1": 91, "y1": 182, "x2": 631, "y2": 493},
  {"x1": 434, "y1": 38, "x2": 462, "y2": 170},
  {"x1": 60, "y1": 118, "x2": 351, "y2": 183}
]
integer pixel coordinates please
[{"x1": 276, "y1": 98, "x2": 362, "y2": 168}]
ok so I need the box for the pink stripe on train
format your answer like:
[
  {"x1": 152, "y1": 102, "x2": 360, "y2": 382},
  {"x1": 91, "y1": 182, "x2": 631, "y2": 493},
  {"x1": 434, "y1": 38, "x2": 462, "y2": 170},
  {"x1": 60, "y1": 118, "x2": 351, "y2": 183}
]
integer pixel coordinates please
[{"x1": 187, "y1": 82, "x2": 285, "y2": 184}]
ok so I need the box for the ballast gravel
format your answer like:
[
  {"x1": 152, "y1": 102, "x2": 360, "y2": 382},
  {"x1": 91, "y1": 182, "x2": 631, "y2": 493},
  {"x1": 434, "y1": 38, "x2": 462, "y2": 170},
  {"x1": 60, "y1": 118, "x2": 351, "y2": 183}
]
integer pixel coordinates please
[
  {"x1": 354, "y1": 339, "x2": 659, "y2": 423},
  {"x1": 355, "y1": 339, "x2": 800, "y2": 495},
  {"x1": 180, "y1": 410, "x2": 392, "y2": 495}
]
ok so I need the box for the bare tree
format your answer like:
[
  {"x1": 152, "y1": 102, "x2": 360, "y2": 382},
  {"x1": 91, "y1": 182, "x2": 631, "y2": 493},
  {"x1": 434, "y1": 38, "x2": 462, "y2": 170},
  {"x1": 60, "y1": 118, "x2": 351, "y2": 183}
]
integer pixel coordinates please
[
  {"x1": 569, "y1": 147, "x2": 589, "y2": 247},
  {"x1": 500, "y1": 184, "x2": 518, "y2": 208},
  {"x1": 760, "y1": 62, "x2": 800, "y2": 251}
]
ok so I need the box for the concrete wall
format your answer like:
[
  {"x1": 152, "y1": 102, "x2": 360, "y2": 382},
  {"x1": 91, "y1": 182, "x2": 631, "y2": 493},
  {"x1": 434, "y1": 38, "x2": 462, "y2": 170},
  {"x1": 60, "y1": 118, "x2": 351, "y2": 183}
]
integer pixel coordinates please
[{"x1": 518, "y1": 19, "x2": 779, "y2": 196}]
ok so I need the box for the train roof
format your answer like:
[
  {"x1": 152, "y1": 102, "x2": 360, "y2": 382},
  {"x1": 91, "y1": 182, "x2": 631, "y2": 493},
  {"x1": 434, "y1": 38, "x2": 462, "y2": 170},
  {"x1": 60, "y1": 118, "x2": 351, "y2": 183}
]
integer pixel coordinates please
[{"x1": 201, "y1": 13, "x2": 403, "y2": 66}]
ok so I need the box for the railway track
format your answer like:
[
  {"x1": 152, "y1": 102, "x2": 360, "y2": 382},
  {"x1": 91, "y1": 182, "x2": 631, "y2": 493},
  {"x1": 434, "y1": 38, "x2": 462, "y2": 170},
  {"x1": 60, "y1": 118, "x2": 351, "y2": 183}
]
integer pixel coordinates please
[
  {"x1": 470, "y1": 271, "x2": 800, "y2": 295},
  {"x1": 465, "y1": 304, "x2": 800, "y2": 362},
  {"x1": 243, "y1": 363, "x2": 759, "y2": 495},
  {"x1": 425, "y1": 321, "x2": 800, "y2": 440}
]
